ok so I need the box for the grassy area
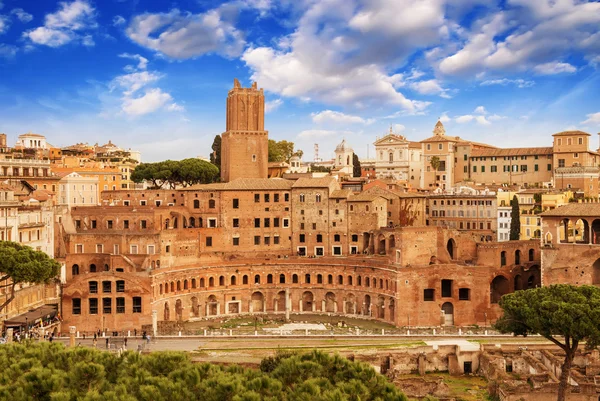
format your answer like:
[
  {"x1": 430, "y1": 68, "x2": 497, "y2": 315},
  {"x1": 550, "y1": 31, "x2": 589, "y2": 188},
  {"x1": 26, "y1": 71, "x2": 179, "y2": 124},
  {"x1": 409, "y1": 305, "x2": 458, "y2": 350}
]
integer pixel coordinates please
[{"x1": 399, "y1": 373, "x2": 490, "y2": 401}]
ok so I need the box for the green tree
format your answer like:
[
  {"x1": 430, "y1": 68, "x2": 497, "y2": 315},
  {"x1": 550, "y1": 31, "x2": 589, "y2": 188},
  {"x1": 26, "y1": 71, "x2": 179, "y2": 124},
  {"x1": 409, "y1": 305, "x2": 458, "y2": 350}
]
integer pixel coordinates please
[
  {"x1": 510, "y1": 195, "x2": 521, "y2": 240},
  {"x1": 430, "y1": 156, "x2": 440, "y2": 188},
  {"x1": 210, "y1": 135, "x2": 221, "y2": 171},
  {"x1": 495, "y1": 285, "x2": 600, "y2": 401},
  {"x1": 0, "y1": 242, "x2": 60, "y2": 312},
  {"x1": 352, "y1": 153, "x2": 361, "y2": 177},
  {"x1": 131, "y1": 159, "x2": 219, "y2": 189},
  {"x1": 268, "y1": 140, "x2": 302, "y2": 163}
]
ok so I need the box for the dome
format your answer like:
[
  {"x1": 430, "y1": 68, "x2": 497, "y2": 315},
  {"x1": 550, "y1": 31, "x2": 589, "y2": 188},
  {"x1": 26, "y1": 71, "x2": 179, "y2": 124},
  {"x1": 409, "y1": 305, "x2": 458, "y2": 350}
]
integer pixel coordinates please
[{"x1": 335, "y1": 139, "x2": 354, "y2": 153}]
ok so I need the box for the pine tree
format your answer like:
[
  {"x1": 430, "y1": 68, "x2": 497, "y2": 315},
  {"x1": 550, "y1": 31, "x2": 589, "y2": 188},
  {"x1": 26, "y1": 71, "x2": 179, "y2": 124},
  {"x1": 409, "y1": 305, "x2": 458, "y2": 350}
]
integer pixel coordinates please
[
  {"x1": 210, "y1": 135, "x2": 221, "y2": 171},
  {"x1": 510, "y1": 195, "x2": 521, "y2": 240},
  {"x1": 352, "y1": 153, "x2": 361, "y2": 177}
]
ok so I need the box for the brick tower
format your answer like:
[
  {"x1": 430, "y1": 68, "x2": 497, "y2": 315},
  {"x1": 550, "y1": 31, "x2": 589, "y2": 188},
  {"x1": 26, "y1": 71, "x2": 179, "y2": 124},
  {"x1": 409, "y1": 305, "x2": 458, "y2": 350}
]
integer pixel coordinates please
[{"x1": 220, "y1": 79, "x2": 268, "y2": 182}]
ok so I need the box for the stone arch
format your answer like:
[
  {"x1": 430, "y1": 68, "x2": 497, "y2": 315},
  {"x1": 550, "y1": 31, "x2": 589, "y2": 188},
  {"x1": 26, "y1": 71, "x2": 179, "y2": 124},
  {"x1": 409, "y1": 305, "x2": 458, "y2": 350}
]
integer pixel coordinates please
[
  {"x1": 377, "y1": 296, "x2": 385, "y2": 319},
  {"x1": 593, "y1": 220, "x2": 600, "y2": 245},
  {"x1": 251, "y1": 292, "x2": 264, "y2": 313},
  {"x1": 338, "y1": 275, "x2": 343, "y2": 285},
  {"x1": 325, "y1": 292, "x2": 336, "y2": 313},
  {"x1": 170, "y1": 282, "x2": 175, "y2": 292},
  {"x1": 345, "y1": 293, "x2": 356, "y2": 314},
  {"x1": 441, "y1": 302, "x2": 454, "y2": 326},
  {"x1": 302, "y1": 291, "x2": 314, "y2": 312},
  {"x1": 514, "y1": 274, "x2": 522, "y2": 291},
  {"x1": 527, "y1": 265, "x2": 541, "y2": 288},
  {"x1": 389, "y1": 298, "x2": 395, "y2": 323},
  {"x1": 327, "y1": 274, "x2": 333, "y2": 284},
  {"x1": 490, "y1": 276, "x2": 509, "y2": 304},
  {"x1": 254, "y1": 274, "x2": 261, "y2": 284},
  {"x1": 164, "y1": 282, "x2": 169, "y2": 293},
  {"x1": 377, "y1": 234, "x2": 386, "y2": 255},
  {"x1": 163, "y1": 302, "x2": 170, "y2": 321},
  {"x1": 177, "y1": 280, "x2": 181, "y2": 291},
  {"x1": 593, "y1": 259, "x2": 600, "y2": 285},
  {"x1": 357, "y1": 275, "x2": 362, "y2": 286},
  {"x1": 515, "y1": 250, "x2": 521, "y2": 265},
  {"x1": 545, "y1": 231, "x2": 553, "y2": 244},
  {"x1": 389, "y1": 235, "x2": 396, "y2": 249},
  {"x1": 207, "y1": 295, "x2": 218, "y2": 316},
  {"x1": 559, "y1": 218, "x2": 570, "y2": 243},
  {"x1": 574, "y1": 219, "x2": 589, "y2": 243},
  {"x1": 447, "y1": 238, "x2": 456, "y2": 260},
  {"x1": 276, "y1": 291, "x2": 286, "y2": 312},
  {"x1": 191, "y1": 278, "x2": 196, "y2": 288},
  {"x1": 175, "y1": 299, "x2": 183, "y2": 321},
  {"x1": 348, "y1": 276, "x2": 353, "y2": 286},
  {"x1": 191, "y1": 296, "x2": 199, "y2": 317},
  {"x1": 364, "y1": 294, "x2": 371, "y2": 316}
]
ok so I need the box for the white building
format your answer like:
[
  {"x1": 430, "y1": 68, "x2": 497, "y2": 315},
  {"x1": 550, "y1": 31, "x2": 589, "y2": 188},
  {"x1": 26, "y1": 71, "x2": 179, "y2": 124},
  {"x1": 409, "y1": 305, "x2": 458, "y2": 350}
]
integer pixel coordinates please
[
  {"x1": 373, "y1": 128, "x2": 422, "y2": 186},
  {"x1": 334, "y1": 139, "x2": 354, "y2": 175},
  {"x1": 288, "y1": 155, "x2": 309, "y2": 173},
  {"x1": 59, "y1": 172, "x2": 99, "y2": 208},
  {"x1": 15, "y1": 133, "x2": 50, "y2": 149},
  {"x1": 498, "y1": 206, "x2": 512, "y2": 241}
]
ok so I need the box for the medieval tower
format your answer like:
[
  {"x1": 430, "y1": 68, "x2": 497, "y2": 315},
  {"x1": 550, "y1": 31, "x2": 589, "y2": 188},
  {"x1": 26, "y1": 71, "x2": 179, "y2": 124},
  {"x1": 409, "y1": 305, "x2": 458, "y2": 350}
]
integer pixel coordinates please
[{"x1": 220, "y1": 79, "x2": 269, "y2": 182}]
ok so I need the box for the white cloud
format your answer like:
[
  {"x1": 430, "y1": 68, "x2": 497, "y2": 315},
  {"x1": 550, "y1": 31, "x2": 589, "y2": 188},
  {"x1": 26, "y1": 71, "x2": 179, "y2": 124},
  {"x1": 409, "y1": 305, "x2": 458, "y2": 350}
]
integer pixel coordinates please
[
  {"x1": 439, "y1": 112, "x2": 451, "y2": 123},
  {"x1": 111, "y1": 71, "x2": 162, "y2": 96},
  {"x1": 265, "y1": 98, "x2": 283, "y2": 113},
  {"x1": 0, "y1": 43, "x2": 16, "y2": 58},
  {"x1": 393, "y1": 123, "x2": 406, "y2": 133},
  {"x1": 243, "y1": 0, "x2": 444, "y2": 110},
  {"x1": 582, "y1": 112, "x2": 600, "y2": 125},
  {"x1": 298, "y1": 129, "x2": 353, "y2": 139},
  {"x1": 409, "y1": 79, "x2": 451, "y2": 98},
  {"x1": 112, "y1": 15, "x2": 126, "y2": 26},
  {"x1": 437, "y1": 1, "x2": 600, "y2": 76},
  {"x1": 533, "y1": 61, "x2": 577, "y2": 75},
  {"x1": 455, "y1": 114, "x2": 491, "y2": 125},
  {"x1": 11, "y1": 8, "x2": 33, "y2": 23},
  {"x1": 480, "y1": 78, "x2": 534, "y2": 88},
  {"x1": 122, "y1": 88, "x2": 176, "y2": 116},
  {"x1": 119, "y1": 53, "x2": 148, "y2": 70},
  {"x1": 126, "y1": 7, "x2": 245, "y2": 59},
  {"x1": 474, "y1": 105, "x2": 487, "y2": 114},
  {"x1": 0, "y1": 15, "x2": 9, "y2": 34},
  {"x1": 311, "y1": 110, "x2": 373, "y2": 125},
  {"x1": 24, "y1": 0, "x2": 96, "y2": 47}
]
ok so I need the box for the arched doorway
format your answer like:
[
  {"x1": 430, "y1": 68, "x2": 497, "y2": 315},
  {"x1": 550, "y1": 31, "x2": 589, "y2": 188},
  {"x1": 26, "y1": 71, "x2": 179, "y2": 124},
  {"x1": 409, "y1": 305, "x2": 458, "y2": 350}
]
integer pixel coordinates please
[
  {"x1": 364, "y1": 294, "x2": 371, "y2": 316},
  {"x1": 325, "y1": 292, "x2": 336, "y2": 313},
  {"x1": 302, "y1": 291, "x2": 313, "y2": 312},
  {"x1": 345, "y1": 294, "x2": 356, "y2": 314},
  {"x1": 527, "y1": 265, "x2": 541, "y2": 288},
  {"x1": 514, "y1": 275, "x2": 522, "y2": 291},
  {"x1": 163, "y1": 302, "x2": 170, "y2": 321},
  {"x1": 593, "y1": 220, "x2": 600, "y2": 245},
  {"x1": 447, "y1": 238, "x2": 456, "y2": 260},
  {"x1": 191, "y1": 297, "x2": 199, "y2": 317},
  {"x1": 490, "y1": 276, "x2": 510, "y2": 304},
  {"x1": 377, "y1": 234, "x2": 386, "y2": 255},
  {"x1": 207, "y1": 295, "x2": 218, "y2": 316},
  {"x1": 593, "y1": 259, "x2": 600, "y2": 285},
  {"x1": 389, "y1": 298, "x2": 395, "y2": 323},
  {"x1": 175, "y1": 299, "x2": 183, "y2": 321},
  {"x1": 441, "y1": 302, "x2": 454, "y2": 326},
  {"x1": 275, "y1": 291, "x2": 286, "y2": 312},
  {"x1": 251, "y1": 292, "x2": 264, "y2": 313},
  {"x1": 377, "y1": 296, "x2": 385, "y2": 319},
  {"x1": 515, "y1": 250, "x2": 521, "y2": 265}
]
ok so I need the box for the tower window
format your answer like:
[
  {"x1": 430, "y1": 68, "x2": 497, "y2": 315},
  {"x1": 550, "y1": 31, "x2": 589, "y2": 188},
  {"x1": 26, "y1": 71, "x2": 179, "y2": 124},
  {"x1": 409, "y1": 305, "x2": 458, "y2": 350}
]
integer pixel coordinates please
[{"x1": 252, "y1": 154, "x2": 257, "y2": 162}]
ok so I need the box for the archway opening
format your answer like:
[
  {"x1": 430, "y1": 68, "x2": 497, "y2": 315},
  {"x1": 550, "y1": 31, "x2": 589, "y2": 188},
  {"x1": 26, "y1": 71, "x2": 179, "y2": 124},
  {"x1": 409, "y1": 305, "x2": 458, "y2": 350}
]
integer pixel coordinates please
[
  {"x1": 251, "y1": 292, "x2": 264, "y2": 312},
  {"x1": 593, "y1": 259, "x2": 600, "y2": 285},
  {"x1": 302, "y1": 291, "x2": 313, "y2": 312},
  {"x1": 490, "y1": 276, "x2": 509, "y2": 304},
  {"x1": 447, "y1": 238, "x2": 456, "y2": 260},
  {"x1": 191, "y1": 297, "x2": 199, "y2": 317},
  {"x1": 593, "y1": 220, "x2": 600, "y2": 245},
  {"x1": 163, "y1": 302, "x2": 170, "y2": 321},
  {"x1": 175, "y1": 299, "x2": 183, "y2": 321},
  {"x1": 325, "y1": 292, "x2": 336, "y2": 313},
  {"x1": 207, "y1": 295, "x2": 218, "y2": 316},
  {"x1": 364, "y1": 294, "x2": 371, "y2": 316},
  {"x1": 441, "y1": 302, "x2": 454, "y2": 326}
]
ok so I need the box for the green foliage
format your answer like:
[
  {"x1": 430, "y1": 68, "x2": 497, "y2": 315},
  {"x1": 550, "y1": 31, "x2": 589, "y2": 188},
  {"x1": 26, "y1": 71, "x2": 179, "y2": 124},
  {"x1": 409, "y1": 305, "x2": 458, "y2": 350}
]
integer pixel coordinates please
[
  {"x1": 0, "y1": 241, "x2": 60, "y2": 313},
  {"x1": 210, "y1": 135, "x2": 221, "y2": 171},
  {"x1": 310, "y1": 165, "x2": 331, "y2": 173},
  {"x1": 131, "y1": 159, "x2": 219, "y2": 189},
  {"x1": 352, "y1": 153, "x2": 361, "y2": 178},
  {"x1": 509, "y1": 195, "x2": 521, "y2": 240},
  {"x1": 268, "y1": 140, "x2": 302, "y2": 163},
  {"x1": 430, "y1": 156, "x2": 440, "y2": 187},
  {"x1": 0, "y1": 344, "x2": 407, "y2": 401},
  {"x1": 495, "y1": 285, "x2": 600, "y2": 401}
]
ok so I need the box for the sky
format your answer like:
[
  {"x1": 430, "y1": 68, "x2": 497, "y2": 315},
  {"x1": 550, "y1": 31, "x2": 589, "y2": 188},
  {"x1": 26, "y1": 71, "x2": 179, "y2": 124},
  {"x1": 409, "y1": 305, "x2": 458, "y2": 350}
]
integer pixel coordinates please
[{"x1": 0, "y1": 0, "x2": 599, "y2": 162}]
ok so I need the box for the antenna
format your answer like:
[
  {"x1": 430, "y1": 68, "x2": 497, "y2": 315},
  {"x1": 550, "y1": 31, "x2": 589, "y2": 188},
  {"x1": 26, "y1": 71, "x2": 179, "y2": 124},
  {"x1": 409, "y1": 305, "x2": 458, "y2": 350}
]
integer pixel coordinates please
[{"x1": 314, "y1": 143, "x2": 319, "y2": 162}]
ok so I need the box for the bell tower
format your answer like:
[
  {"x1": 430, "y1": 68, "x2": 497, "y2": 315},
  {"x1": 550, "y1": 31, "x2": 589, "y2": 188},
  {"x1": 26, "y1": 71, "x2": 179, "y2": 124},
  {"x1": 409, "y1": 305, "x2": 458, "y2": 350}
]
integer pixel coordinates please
[{"x1": 220, "y1": 79, "x2": 268, "y2": 182}]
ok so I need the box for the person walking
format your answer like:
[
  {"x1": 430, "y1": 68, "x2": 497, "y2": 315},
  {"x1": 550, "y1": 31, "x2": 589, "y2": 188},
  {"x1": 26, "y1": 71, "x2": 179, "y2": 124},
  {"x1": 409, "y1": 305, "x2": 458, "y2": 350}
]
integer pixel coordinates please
[{"x1": 105, "y1": 338, "x2": 109, "y2": 349}]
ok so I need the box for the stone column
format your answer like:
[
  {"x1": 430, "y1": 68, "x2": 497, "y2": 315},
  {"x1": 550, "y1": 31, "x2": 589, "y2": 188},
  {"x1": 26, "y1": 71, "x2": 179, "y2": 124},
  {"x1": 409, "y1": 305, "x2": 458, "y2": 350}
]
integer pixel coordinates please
[
  {"x1": 216, "y1": 304, "x2": 221, "y2": 315},
  {"x1": 285, "y1": 288, "x2": 290, "y2": 321},
  {"x1": 299, "y1": 300, "x2": 303, "y2": 312},
  {"x1": 152, "y1": 310, "x2": 157, "y2": 337},
  {"x1": 321, "y1": 300, "x2": 326, "y2": 312},
  {"x1": 69, "y1": 326, "x2": 76, "y2": 347}
]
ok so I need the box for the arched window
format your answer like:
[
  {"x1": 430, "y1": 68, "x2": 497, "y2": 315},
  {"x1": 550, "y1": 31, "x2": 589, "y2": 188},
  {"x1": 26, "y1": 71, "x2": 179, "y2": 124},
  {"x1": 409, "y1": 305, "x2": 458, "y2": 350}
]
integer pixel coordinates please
[
  {"x1": 338, "y1": 275, "x2": 343, "y2": 285},
  {"x1": 316, "y1": 194, "x2": 321, "y2": 203},
  {"x1": 254, "y1": 274, "x2": 261, "y2": 284},
  {"x1": 219, "y1": 276, "x2": 224, "y2": 286},
  {"x1": 200, "y1": 278, "x2": 205, "y2": 287},
  {"x1": 305, "y1": 274, "x2": 311, "y2": 284},
  {"x1": 299, "y1": 194, "x2": 305, "y2": 202},
  {"x1": 208, "y1": 199, "x2": 215, "y2": 208},
  {"x1": 191, "y1": 278, "x2": 196, "y2": 288},
  {"x1": 164, "y1": 219, "x2": 170, "y2": 229},
  {"x1": 177, "y1": 281, "x2": 181, "y2": 291},
  {"x1": 501, "y1": 251, "x2": 507, "y2": 266},
  {"x1": 189, "y1": 217, "x2": 196, "y2": 228},
  {"x1": 104, "y1": 264, "x2": 109, "y2": 272},
  {"x1": 184, "y1": 280, "x2": 188, "y2": 290},
  {"x1": 89, "y1": 264, "x2": 96, "y2": 273},
  {"x1": 357, "y1": 276, "x2": 362, "y2": 286},
  {"x1": 231, "y1": 276, "x2": 237, "y2": 286},
  {"x1": 193, "y1": 200, "x2": 200, "y2": 209},
  {"x1": 170, "y1": 282, "x2": 175, "y2": 292},
  {"x1": 348, "y1": 276, "x2": 353, "y2": 286},
  {"x1": 292, "y1": 274, "x2": 299, "y2": 284},
  {"x1": 389, "y1": 152, "x2": 393, "y2": 162},
  {"x1": 72, "y1": 264, "x2": 79, "y2": 276},
  {"x1": 529, "y1": 249, "x2": 535, "y2": 261},
  {"x1": 279, "y1": 274, "x2": 286, "y2": 284},
  {"x1": 243, "y1": 275, "x2": 248, "y2": 285},
  {"x1": 515, "y1": 250, "x2": 521, "y2": 265},
  {"x1": 267, "y1": 274, "x2": 273, "y2": 284},
  {"x1": 327, "y1": 274, "x2": 333, "y2": 284},
  {"x1": 159, "y1": 284, "x2": 163, "y2": 294},
  {"x1": 164, "y1": 283, "x2": 169, "y2": 293},
  {"x1": 209, "y1": 277, "x2": 214, "y2": 287},
  {"x1": 366, "y1": 277, "x2": 370, "y2": 287},
  {"x1": 317, "y1": 274, "x2": 323, "y2": 284},
  {"x1": 173, "y1": 218, "x2": 178, "y2": 229}
]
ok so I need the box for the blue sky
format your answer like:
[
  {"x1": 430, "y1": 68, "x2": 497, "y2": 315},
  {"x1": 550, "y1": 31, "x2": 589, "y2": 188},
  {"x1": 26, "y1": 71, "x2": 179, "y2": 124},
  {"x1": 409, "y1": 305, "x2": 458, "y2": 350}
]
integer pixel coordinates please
[{"x1": 0, "y1": 0, "x2": 599, "y2": 162}]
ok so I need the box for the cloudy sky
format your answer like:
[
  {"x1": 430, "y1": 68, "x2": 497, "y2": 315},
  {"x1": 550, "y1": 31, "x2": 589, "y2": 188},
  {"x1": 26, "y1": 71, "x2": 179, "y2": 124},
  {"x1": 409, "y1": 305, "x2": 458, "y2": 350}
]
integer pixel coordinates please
[{"x1": 0, "y1": 0, "x2": 599, "y2": 161}]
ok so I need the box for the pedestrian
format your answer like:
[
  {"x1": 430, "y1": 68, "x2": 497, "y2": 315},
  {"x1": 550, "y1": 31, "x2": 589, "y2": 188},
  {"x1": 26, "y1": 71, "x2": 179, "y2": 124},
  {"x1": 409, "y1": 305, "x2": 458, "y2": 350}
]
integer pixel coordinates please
[
  {"x1": 146, "y1": 334, "x2": 150, "y2": 344},
  {"x1": 93, "y1": 333, "x2": 97, "y2": 340},
  {"x1": 124, "y1": 337, "x2": 127, "y2": 347},
  {"x1": 142, "y1": 331, "x2": 146, "y2": 340},
  {"x1": 134, "y1": 328, "x2": 137, "y2": 337},
  {"x1": 105, "y1": 338, "x2": 109, "y2": 349},
  {"x1": 49, "y1": 335, "x2": 53, "y2": 343},
  {"x1": 93, "y1": 338, "x2": 97, "y2": 348}
]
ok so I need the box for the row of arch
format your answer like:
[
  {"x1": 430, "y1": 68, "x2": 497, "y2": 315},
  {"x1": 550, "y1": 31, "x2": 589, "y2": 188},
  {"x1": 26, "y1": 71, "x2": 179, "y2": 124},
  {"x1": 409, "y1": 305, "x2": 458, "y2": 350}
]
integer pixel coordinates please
[
  {"x1": 500, "y1": 248, "x2": 536, "y2": 267},
  {"x1": 162, "y1": 291, "x2": 396, "y2": 322},
  {"x1": 557, "y1": 218, "x2": 600, "y2": 245},
  {"x1": 490, "y1": 265, "x2": 540, "y2": 303},
  {"x1": 157, "y1": 272, "x2": 397, "y2": 296}
]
